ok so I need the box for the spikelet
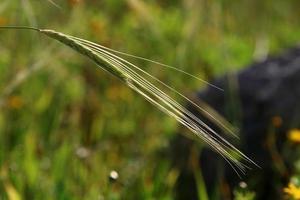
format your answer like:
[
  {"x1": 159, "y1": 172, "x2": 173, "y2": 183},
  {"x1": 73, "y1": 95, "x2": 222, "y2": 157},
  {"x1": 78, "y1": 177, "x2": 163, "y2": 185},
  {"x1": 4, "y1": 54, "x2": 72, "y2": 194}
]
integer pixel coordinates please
[{"x1": 0, "y1": 26, "x2": 258, "y2": 175}]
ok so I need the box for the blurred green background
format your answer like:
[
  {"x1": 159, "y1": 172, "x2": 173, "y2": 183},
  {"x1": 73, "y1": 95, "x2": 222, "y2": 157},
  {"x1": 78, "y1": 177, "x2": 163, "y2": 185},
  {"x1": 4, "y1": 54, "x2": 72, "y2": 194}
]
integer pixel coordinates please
[{"x1": 0, "y1": 0, "x2": 300, "y2": 199}]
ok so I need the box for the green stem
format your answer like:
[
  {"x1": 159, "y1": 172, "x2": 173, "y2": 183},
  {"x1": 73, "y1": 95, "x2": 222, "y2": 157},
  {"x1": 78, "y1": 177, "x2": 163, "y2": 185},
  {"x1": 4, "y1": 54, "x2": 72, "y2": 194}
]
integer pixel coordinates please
[{"x1": 0, "y1": 26, "x2": 40, "y2": 31}]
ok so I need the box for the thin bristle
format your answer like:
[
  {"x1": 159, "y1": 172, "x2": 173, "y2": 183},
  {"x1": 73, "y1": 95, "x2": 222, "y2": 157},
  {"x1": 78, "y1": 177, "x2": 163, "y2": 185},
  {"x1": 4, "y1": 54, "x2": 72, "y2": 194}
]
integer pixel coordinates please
[
  {"x1": 69, "y1": 36, "x2": 224, "y2": 91},
  {"x1": 69, "y1": 36, "x2": 237, "y2": 138},
  {"x1": 77, "y1": 38, "x2": 256, "y2": 169},
  {"x1": 0, "y1": 26, "x2": 259, "y2": 174}
]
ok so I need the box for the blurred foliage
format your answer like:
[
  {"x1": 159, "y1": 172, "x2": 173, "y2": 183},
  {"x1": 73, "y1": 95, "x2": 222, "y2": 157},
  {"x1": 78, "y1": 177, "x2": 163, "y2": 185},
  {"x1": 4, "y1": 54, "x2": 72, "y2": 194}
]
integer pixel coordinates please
[{"x1": 0, "y1": 0, "x2": 300, "y2": 199}]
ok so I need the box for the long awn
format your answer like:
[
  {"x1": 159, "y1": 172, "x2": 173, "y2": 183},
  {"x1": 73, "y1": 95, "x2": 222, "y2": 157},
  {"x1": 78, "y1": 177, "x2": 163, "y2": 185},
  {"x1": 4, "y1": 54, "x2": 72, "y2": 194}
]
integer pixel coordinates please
[{"x1": 0, "y1": 26, "x2": 258, "y2": 175}]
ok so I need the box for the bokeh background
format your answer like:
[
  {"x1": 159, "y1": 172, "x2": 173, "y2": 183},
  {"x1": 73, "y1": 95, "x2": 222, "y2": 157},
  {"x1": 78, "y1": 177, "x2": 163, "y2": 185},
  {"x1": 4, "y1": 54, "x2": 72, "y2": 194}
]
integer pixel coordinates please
[{"x1": 0, "y1": 0, "x2": 300, "y2": 199}]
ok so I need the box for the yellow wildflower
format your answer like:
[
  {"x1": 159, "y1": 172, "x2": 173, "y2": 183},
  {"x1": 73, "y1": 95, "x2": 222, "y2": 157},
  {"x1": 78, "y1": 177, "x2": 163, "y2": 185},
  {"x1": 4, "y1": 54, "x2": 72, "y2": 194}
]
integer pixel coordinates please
[
  {"x1": 272, "y1": 115, "x2": 282, "y2": 128},
  {"x1": 284, "y1": 183, "x2": 300, "y2": 199},
  {"x1": 68, "y1": 0, "x2": 82, "y2": 6},
  {"x1": 7, "y1": 96, "x2": 23, "y2": 109},
  {"x1": 288, "y1": 129, "x2": 300, "y2": 143},
  {"x1": 0, "y1": 17, "x2": 8, "y2": 26}
]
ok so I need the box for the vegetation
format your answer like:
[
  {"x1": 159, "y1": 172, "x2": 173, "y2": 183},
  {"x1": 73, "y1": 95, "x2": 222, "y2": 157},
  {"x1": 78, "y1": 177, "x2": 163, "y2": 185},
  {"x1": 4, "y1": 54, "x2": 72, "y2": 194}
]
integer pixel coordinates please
[{"x1": 0, "y1": 0, "x2": 300, "y2": 199}]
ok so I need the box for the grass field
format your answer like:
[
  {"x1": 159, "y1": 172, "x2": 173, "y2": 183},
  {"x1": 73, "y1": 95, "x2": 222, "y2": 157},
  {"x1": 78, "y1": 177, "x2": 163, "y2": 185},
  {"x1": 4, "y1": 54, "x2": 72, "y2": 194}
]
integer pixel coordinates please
[{"x1": 1, "y1": 0, "x2": 300, "y2": 199}]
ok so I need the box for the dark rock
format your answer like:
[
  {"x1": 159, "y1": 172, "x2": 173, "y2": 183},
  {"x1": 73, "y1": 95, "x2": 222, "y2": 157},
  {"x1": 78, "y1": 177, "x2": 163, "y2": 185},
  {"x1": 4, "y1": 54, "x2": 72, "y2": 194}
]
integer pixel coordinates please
[{"x1": 171, "y1": 45, "x2": 300, "y2": 200}]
